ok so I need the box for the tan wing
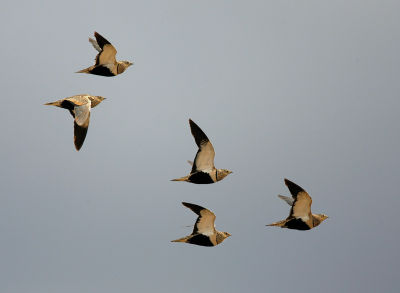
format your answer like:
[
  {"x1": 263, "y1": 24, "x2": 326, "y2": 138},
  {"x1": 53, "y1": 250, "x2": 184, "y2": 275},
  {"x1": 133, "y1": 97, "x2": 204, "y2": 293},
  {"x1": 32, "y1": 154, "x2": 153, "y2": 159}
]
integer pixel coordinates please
[
  {"x1": 73, "y1": 102, "x2": 91, "y2": 151},
  {"x1": 93, "y1": 32, "x2": 117, "y2": 65},
  {"x1": 285, "y1": 179, "x2": 312, "y2": 219},
  {"x1": 189, "y1": 119, "x2": 215, "y2": 173},
  {"x1": 290, "y1": 191, "x2": 312, "y2": 218},
  {"x1": 182, "y1": 202, "x2": 216, "y2": 236}
]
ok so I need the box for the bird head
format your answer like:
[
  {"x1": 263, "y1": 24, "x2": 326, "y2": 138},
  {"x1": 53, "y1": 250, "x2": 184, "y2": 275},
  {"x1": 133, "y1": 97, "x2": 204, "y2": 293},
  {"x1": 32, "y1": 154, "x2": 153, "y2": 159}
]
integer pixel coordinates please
[
  {"x1": 90, "y1": 96, "x2": 106, "y2": 107},
  {"x1": 216, "y1": 169, "x2": 233, "y2": 182},
  {"x1": 117, "y1": 61, "x2": 134, "y2": 74},
  {"x1": 123, "y1": 61, "x2": 134, "y2": 67},
  {"x1": 312, "y1": 213, "x2": 329, "y2": 227},
  {"x1": 216, "y1": 231, "x2": 231, "y2": 244}
]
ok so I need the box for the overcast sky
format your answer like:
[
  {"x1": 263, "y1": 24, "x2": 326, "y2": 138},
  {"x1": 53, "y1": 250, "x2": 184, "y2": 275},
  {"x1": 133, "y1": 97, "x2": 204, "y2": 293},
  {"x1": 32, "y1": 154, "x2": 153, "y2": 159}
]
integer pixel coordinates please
[{"x1": 1, "y1": 1, "x2": 399, "y2": 292}]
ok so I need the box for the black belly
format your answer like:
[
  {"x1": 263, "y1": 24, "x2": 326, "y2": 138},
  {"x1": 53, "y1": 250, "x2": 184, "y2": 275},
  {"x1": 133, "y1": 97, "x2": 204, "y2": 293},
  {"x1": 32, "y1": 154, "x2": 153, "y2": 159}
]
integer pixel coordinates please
[
  {"x1": 188, "y1": 172, "x2": 215, "y2": 184},
  {"x1": 188, "y1": 234, "x2": 214, "y2": 246},
  {"x1": 285, "y1": 218, "x2": 311, "y2": 230},
  {"x1": 89, "y1": 66, "x2": 115, "y2": 76}
]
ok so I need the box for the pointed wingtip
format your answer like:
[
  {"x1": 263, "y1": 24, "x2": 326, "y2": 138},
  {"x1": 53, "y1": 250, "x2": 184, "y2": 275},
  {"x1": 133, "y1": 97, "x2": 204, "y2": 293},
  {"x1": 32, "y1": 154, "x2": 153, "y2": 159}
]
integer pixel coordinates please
[{"x1": 74, "y1": 144, "x2": 82, "y2": 151}]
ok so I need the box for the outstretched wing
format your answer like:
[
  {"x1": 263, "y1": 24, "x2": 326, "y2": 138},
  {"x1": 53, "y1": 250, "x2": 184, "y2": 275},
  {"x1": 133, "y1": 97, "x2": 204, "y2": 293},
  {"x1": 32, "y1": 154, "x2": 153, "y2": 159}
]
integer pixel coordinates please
[
  {"x1": 89, "y1": 37, "x2": 101, "y2": 52},
  {"x1": 284, "y1": 178, "x2": 312, "y2": 220},
  {"x1": 189, "y1": 119, "x2": 215, "y2": 173},
  {"x1": 93, "y1": 32, "x2": 117, "y2": 65},
  {"x1": 73, "y1": 102, "x2": 91, "y2": 151},
  {"x1": 278, "y1": 195, "x2": 294, "y2": 206},
  {"x1": 182, "y1": 202, "x2": 216, "y2": 236}
]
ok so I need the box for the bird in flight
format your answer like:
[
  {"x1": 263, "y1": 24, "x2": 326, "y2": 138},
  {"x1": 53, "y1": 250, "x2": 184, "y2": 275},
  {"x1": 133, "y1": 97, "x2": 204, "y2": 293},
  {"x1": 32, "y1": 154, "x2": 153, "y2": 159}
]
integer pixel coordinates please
[
  {"x1": 171, "y1": 119, "x2": 232, "y2": 184},
  {"x1": 44, "y1": 95, "x2": 105, "y2": 151},
  {"x1": 267, "y1": 178, "x2": 328, "y2": 230},
  {"x1": 172, "y1": 202, "x2": 231, "y2": 247},
  {"x1": 77, "y1": 32, "x2": 133, "y2": 76}
]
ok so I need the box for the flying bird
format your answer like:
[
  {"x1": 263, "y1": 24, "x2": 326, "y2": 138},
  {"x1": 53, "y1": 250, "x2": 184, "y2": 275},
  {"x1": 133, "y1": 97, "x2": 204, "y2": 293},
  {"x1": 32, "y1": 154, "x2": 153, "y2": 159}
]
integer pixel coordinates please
[
  {"x1": 172, "y1": 202, "x2": 231, "y2": 247},
  {"x1": 267, "y1": 179, "x2": 328, "y2": 230},
  {"x1": 171, "y1": 119, "x2": 232, "y2": 184},
  {"x1": 44, "y1": 95, "x2": 105, "y2": 151},
  {"x1": 76, "y1": 32, "x2": 133, "y2": 76}
]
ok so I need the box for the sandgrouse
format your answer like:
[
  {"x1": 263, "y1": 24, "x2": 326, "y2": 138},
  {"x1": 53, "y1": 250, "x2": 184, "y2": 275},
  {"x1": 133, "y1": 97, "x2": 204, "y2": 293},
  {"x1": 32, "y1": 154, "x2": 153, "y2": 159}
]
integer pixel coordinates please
[
  {"x1": 172, "y1": 202, "x2": 231, "y2": 247},
  {"x1": 45, "y1": 95, "x2": 105, "y2": 151},
  {"x1": 171, "y1": 119, "x2": 232, "y2": 184},
  {"x1": 77, "y1": 32, "x2": 133, "y2": 76},
  {"x1": 267, "y1": 179, "x2": 328, "y2": 230}
]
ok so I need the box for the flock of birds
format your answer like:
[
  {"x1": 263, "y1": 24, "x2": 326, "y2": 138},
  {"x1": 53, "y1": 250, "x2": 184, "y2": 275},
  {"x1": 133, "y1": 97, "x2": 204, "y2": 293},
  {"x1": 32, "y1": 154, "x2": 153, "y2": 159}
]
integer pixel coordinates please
[{"x1": 45, "y1": 32, "x2": 328, "y2": 247}]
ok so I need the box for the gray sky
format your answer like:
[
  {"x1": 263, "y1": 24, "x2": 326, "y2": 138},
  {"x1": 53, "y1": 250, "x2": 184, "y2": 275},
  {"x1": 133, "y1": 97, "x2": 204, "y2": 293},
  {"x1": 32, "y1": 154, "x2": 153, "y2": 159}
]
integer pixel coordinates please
[{"x1": 1, "y1": 0, "x2": 399, "y2": 292}]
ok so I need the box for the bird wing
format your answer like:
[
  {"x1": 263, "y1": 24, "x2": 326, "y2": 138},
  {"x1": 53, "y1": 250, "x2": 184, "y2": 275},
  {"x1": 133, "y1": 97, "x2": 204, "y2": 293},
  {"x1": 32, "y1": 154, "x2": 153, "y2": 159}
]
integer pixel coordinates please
[
  {"x1": 182, "y1": 202, "x2": 216, "y2": 236},
  {"x1": 73, "y1": 101, "x2": 91, "y2": 151},
  {"x1": 93, "y1": 32, "x2": 117, "y2": 65},
  {"x1": 89, "y1": 38, "x2": 101, "y2": 52},
  {"x1": 278, "y1": 195, "x2": 294, "y2": 206},
  {"x1": 189, "y1": 119, "x2": 215, "y2": 173},
  {"x1": 284, "y1": 179, "x2": 312, "y2": 219}
]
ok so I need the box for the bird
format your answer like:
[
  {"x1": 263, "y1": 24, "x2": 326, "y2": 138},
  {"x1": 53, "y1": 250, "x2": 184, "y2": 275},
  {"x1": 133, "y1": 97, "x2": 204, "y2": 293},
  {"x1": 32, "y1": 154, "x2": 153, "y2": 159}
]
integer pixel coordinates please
[
  {"x1": 76, "y1": 31, "x2": 133, "y2": 76},
  {"x1": 171, "y1": 202, "x2": 231, "y2": 247},
  {"x1": 267, "y1": 178, "x2": 328, "y2": 230},
  {"x1": 171, "y1": 119, "x2": 232, "y2": 184},
  {"x1": 44, "y1": 95, "x2": 105, "y2": 151}
]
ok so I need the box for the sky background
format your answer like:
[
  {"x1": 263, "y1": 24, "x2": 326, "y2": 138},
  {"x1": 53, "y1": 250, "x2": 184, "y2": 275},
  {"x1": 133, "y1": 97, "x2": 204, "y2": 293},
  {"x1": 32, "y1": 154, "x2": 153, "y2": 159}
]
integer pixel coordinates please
[{"x1": 1, "y1": 0, "x2": 399, "y2": 292}]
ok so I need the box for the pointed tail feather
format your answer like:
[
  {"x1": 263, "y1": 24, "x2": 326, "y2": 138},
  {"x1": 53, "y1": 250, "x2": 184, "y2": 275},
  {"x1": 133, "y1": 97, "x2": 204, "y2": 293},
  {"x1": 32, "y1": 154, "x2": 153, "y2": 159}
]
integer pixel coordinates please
[
  {"x1": 44, "y1": 101, "x2": 61, "y2": 107},
  {"x1": 171, "y1": 235, "x2": 191, "y2": 243},
  {"x1": 266, "y1": 219, "x2": 287, "y2": 227},
  {"x1": 76, "y1": 67, "x2": 91, "y2": 74},
  {"x1": 171, "y1": 176, "x2": 189, "y2": 182}
]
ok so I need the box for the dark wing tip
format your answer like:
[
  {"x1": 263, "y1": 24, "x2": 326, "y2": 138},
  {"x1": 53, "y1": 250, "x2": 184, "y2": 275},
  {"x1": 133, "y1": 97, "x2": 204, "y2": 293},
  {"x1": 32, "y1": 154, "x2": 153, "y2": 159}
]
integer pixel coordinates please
[
  {"x1": 188, "y1": 119, "x2": 196, "y2": 129},
  {"x1": 74, "y1": 121, "x2": 88, "y2": 151},
  {"x1": 284, "y1": 178, "x2": 306, "y2": 196},
  {"x1": 188, "y1": 119, "x2": 209, "y2": 147},
  {"x1": 94, "y1": 32, "x2": 111, "y2": 47},
  {"x1": 182, "y1": 202, "x2": 205, "y2": 215}
]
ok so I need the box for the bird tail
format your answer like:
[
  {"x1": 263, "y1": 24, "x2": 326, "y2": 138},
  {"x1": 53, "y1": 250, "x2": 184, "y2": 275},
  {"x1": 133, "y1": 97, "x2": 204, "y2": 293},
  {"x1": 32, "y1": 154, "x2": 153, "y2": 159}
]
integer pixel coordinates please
[
  {"x1": 266, "y1": 219, "x2": 287, "y2": 227},
  {"x1": 171, "y1": 175, "x2": 189, "y2": 182},
  {"x1": 76, "y1": 67, "x2": 91, "y2": 74},
  {"x1": 44, "y1": 101, "x2": 61, "y2": 107},
  {"x1": 171, "y1": 235, "x2": 191, "y2": 243}
]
